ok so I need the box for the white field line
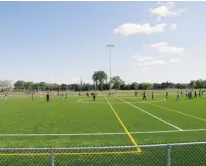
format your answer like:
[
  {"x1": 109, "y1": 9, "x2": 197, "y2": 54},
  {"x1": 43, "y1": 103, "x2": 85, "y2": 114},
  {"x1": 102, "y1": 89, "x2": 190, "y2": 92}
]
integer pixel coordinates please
[
  {"x1": 146, "y1": 102, "x2": 206, "y2": 123},
  {"x1": 0, "y1": 129, "x2": 205, "y2": 137},
  {"x1": 115, "y1": 96, "x2": 183, "y2": 131}
]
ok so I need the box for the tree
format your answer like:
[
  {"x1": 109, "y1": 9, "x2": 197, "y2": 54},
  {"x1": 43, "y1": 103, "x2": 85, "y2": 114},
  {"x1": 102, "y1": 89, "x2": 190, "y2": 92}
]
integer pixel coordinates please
[
  {"x1": 111, "y1": 76, "x2": 124, "y2": 90},
  {"x1": 190, "y1": 80, "x2": 197, "y2": 89},
  {"x1": 60, "y1": 84, "x2": 67, "y2": 91},
  {"x1": 142, "y1": 83, "x2": 153, "y2": 90},
  {"x1": 92, "y1": 71, "x2": 108, "y2": 90},
  {"x1": 39, "y1": 82, "x2": 46, "y2": 91},
  {"x1": 32, "y1": 83, "x2": 40, "y2": 91},
  {"x1": 131, "y1": 82, "x2": 138, "y2": 90},
  {"x1": 120, "y1": 83, "x2": 127, "y2": 90},
  {"x1": 24, "y1": 82, "x2": 33, "y2": 90},
  {"x1": 14, "y1": 80, "x2": 25, "y2": 90},
  {"x1": 196, "y1": 79, "x2": 203, "y2": 89}
]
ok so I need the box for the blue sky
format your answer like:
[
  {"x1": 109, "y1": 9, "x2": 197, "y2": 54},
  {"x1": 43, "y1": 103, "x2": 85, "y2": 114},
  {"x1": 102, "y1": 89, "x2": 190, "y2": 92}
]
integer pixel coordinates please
[{"x1": 0, "y1": 2, "x2": 206, "y2": 84}]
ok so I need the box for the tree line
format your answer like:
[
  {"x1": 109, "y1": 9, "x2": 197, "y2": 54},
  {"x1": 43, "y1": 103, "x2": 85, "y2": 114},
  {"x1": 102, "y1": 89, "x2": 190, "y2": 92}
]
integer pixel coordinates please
[{"x1": 1, "y1": 70, "x2": 206, "y2": 92}]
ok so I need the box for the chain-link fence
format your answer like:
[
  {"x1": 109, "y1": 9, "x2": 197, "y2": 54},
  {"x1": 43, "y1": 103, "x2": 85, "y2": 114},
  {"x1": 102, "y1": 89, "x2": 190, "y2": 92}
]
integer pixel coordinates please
[{"x1": 0, "y1": 142, "x2": 205, "y2": 166}]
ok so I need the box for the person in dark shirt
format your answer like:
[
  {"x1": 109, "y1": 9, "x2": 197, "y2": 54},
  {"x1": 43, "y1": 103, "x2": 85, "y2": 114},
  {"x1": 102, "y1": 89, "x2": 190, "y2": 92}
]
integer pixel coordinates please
[
  {"x1": 142, "y1": 91, "x2": 146, "y2": 100},
  {"x1": 32, "y1": 92, "x2": 34, "y2": 101},
  {"x1": 194, "y1": 91, "x2": 197, "y2": 98},
  {"x1": 86, "y1": 92, "x2": 89, "y2": 97},
  {"x1": 92, "y1": 92, "x2": 96, "y2": 101},
  {"x1": 166, "y1": 92, "x2": 168, "y2": 100},
  {"x1": 152, "y1": 92, "x2": 154, "y2": 99},
  {"x1": 46, "y1": 93, "x2": 50, "y2": 102}
]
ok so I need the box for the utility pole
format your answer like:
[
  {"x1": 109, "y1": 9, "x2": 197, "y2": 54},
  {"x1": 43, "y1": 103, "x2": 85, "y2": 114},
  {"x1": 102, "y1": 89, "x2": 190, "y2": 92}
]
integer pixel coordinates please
[{"x1": 106, "y1": 44, "x2": 114, "y2": 92}]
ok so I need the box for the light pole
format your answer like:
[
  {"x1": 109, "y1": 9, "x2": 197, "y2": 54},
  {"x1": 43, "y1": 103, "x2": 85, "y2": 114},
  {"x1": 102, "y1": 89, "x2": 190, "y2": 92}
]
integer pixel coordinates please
[{"x1": 106, "y1": 44, "x2": 114, "y2": 92}]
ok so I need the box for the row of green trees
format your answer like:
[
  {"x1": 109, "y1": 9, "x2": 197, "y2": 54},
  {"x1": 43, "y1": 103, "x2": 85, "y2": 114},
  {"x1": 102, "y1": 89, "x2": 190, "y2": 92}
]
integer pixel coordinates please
[{"x1": 8, "y1": 70, "x2": 206, "y2": 91}]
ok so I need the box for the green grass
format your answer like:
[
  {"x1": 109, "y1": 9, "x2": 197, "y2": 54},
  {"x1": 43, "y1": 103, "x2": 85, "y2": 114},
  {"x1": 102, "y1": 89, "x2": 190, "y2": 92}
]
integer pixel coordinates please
[
  {"x1": 0, "y1": 92, "x2": 206, "y2": 165},
  {"x1": 0, "y1": 94, "x2": 206, "y2": 147}
]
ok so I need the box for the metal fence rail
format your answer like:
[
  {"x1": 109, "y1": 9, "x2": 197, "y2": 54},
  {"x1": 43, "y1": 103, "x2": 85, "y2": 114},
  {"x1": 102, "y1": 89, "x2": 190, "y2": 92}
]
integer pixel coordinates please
[{"x1": 0, "y1": 142, "x2": 206, "y2": 166}]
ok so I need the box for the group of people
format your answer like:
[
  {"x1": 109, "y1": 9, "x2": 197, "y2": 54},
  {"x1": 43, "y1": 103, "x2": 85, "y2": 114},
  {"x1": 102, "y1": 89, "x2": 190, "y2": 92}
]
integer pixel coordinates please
[
  {"x1": 2, "y1": 89, "x2": 204, "y2": 103},
  {"x1": 134, "y1": 91, "x2": 168, "y2": 100},
  {"x1": 185, "y1": 90, "x2": 202, "y2": 99},
  {"x1": 134, "y1": 89, "x2": 203, "y2": 101}
]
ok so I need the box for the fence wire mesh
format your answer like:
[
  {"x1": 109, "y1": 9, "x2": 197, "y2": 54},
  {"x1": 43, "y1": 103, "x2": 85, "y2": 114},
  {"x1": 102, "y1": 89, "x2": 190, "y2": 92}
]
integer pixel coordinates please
[{"x1": 0, "y1": 142, "x2": 205, "y2": 166}]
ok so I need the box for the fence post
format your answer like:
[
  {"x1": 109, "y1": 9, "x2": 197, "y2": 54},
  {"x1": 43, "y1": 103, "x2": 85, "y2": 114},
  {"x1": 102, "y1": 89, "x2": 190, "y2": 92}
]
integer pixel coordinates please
[
  {"x1": 167, "y1": 145, "x2": 171, "y2": 166},
  {"x1": 50, "y1": 147, "x2": 54, "y2": 166}
]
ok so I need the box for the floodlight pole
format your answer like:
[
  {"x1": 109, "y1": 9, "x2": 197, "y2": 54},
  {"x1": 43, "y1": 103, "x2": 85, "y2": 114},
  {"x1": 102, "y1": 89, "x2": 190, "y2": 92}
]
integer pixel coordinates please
[{"x1": 106, "y1": 44, "x2": 114, "y2": 92}]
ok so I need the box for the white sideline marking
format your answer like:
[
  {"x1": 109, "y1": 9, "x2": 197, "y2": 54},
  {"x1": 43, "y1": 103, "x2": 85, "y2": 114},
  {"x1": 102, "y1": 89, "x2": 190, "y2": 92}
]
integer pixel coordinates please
[
  {"x1": 146, "y1": 102, "x2": 206, "y2": 122},
  {"x1": 115, "y1": 96, "x2": 183, "y2": 131},
  {"x1": 0, "y1": 129, "x2": 205, "y2": 137}
]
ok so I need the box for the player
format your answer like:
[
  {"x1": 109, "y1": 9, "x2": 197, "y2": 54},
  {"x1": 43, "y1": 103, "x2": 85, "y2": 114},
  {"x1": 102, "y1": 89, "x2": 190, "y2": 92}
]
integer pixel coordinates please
[
  {"x1": 194, "y1": 91, "x2": 197, "y2": 98},
  {"x1": 176, "y1": 91, "x2": 180, "y2": 101},
  {"x1": 199, "y1": 89, "x2": 201, "y2": 97},
  {"x1": 92, "y1": 92, "x2": 96, "y2": 101},
  {"x1": 152, "y1": 91, "x2": 154, "y2": 99},
  {"x1": 181, "y1": 90, "x2": 183, "y2": 95},
  {"x1": 32, "y1": 92, "x2": 34, "y2": 101},
  {"x1": 166, "y1": 92, "x2": 168, "y2": 100},
  {"x1": 4, "y1": 94, "x2": 8, "y2": 102},
  {"x1": 61, "y1": 93, "x2": 64, "y2": 100},
  {"x1": 46, "y1": 93, "x2": 50, "y2": 102},
  {"x1": 190, "y1": 90, "x2": 193, "y2": 99},
  {"x1": 86, "y1": 92, "x2": 89, "y2": 97},
  {"x1": 142, "y1": 91, "x2": 146, "y2": 100},
  {"x1": 65, "y1": 92, "x2": 68, "y2": 99},
  {"x1": 135, "y1": 91, "x2": 137, "y2": 97}
]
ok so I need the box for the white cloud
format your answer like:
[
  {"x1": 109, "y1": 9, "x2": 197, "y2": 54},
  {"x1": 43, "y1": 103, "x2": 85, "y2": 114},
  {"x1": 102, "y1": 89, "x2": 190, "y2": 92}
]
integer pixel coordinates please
[
  {"x1": 149, "y1": 2, "x2": 187, "y2": 20},
  {"x1": 114, "y1": 23, "x2": 167, "y2": 36},
  {"x1": 133, "y1": 55, "x2": 166, "y2": 72},
  {"x1": 169, "y1": 23, "x2": 177, "y2": 30},
  {"x1": 149, "y1": 42, "x2": 184, "y2": 55},
  {"x1": 169, "y1": 58, "x2": 180, "y2": 63},
  {"x1": 137, "y1": 60, "x2": 166, "y2": 68},
  {"x1": 132, "y1": 55, "x2": 156, "y2": 62},
  {"x1": 149, "y1": 6, "x2": 176, "y2": 17}
]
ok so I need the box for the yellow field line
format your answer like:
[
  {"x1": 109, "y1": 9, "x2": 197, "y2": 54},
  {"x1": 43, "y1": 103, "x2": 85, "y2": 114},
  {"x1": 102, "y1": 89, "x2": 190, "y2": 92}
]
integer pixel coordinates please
[
  {"x1": 104, "y1": 97, "x2": 141, "y2": 153},
  {"x1": 0, "y1": 150, "x2": 139, "y2": 156}
]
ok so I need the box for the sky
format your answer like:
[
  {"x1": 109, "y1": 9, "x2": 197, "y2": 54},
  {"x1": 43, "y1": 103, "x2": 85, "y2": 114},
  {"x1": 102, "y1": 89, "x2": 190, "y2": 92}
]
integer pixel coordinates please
[{"x1": 0, "y1": 1, "x2": 206, "y2": 84}]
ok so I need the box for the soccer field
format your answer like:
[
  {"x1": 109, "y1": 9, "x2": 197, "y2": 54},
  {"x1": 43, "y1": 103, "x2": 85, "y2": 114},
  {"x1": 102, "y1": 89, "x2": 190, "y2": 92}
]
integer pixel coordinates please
[
  {"x1": 0, "y1": 93, "x2": 206, "y2": 165},
  {"x1": 0, "y1": 93, "x2": 206, "y2": 148}
]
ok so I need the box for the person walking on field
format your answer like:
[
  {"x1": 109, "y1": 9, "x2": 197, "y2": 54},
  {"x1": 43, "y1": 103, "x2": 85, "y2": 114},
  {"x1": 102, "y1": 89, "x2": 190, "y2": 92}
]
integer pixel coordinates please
[
  {"x1": 142, "y1": 91, "x2": 146, "y2": 100},
  {"x1": 46, "y1": 93, "x2": 50, "y2": 102},
  {"x1": 166, "y1": 92, "x2": 168, "y2": 100},
  {"x1": 61, "y1": 93, "x2": 64, "y2": 100},
  {"x1": 32, "y1": 92, "x2": 34, "y2": 101},
  {"x1": 176, "y1": 91, "x2": 180, "y2": 101},
  {"x1": 135, "y1": 91, "x2": 137, "y2": 97},
  {"x1": 152, "y1": 91, "x2": 154, "y2": 99},
  {"x1": 199, "y1": 90, "x2": 201, "y2": 97},
  {"x1": 92, "y1": 92, "x2": 96, "y2": 101},
  {"x1": 194, "y1": 91, "x2": 197, "y2": 98},
  {"x1": 4, "y1": 94, "x2": 8, "y2": 102}
]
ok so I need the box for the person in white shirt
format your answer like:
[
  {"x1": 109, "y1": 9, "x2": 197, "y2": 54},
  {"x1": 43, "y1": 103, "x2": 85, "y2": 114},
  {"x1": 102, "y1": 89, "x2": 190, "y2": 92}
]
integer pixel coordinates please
[{"x1": 4, "y1": 94, "x2": 8, "y2": 102}]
